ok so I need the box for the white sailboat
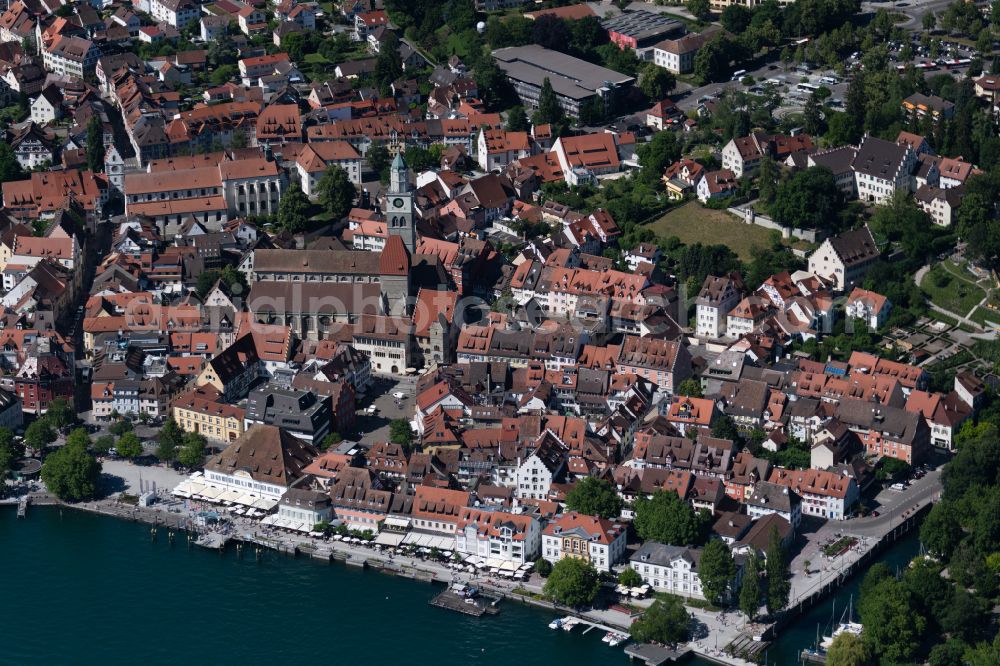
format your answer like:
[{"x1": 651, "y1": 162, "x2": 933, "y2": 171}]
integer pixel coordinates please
[{"x1": 819, "y1": 596, "x2": 863, "y2": 651}]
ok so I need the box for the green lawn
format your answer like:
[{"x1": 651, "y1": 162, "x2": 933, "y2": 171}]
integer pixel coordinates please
[
  {"x1": 926, "y1": 310, "x2": 959, "y2": 328},
  {"x1": 920, "y1": 262, "x2": 987, "y2": 318},
  {"x1": 303, "y1": 53, "x2": 329, "y2": 64},
  {"x1": 970, "y1": 306, "x2": 1000, "y2": 328},
  {"x1": 647, "y1": 202, "x2": 781, "y2": 262}
]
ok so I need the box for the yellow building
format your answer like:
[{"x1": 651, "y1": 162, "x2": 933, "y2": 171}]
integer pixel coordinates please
[{"x1": 172, "y1": 385, "x2": 245, "y2": 444}]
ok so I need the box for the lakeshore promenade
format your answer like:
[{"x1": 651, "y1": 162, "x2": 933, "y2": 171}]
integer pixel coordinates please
[{"x1": 5, "y1": 456, "x2": 941, "y2": 666}]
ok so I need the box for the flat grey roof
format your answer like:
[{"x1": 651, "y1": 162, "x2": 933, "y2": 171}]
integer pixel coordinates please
[
  {"x1": 602, "y1": 10, "x2": 683, "y2": 42},
  {"x1": 491, "y1": 45, "x2": 635, "y2": 101}
]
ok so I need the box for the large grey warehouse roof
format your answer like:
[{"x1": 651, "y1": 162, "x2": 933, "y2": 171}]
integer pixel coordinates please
[
  {"x1": 601, "y1": 11, "x2": 684, "y2": 42},
  {"x1": 491, "y1": 45, "x2": 635, "y2": 101}
]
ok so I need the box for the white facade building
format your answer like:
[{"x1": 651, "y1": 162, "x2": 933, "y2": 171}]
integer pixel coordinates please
[{"x1": 455, "y1": 509, "x2": 540, "y2": 566}]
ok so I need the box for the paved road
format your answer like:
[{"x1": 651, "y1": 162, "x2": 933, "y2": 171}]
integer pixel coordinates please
[
  {"x1": 787, "y1": 464, "x2": 943, "y2": 604},
  {"x1": 843, "y1": 465, "x2": 943, "y2": 537},
  {"x1": 864, "y1": 0, "x2": 957, "y2": 30}
]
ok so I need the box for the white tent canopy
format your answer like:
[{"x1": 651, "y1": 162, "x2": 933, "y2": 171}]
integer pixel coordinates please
[
  {"x1": 374, "y1": 531, "x2": 406, "y2": 546},
  {"x1": 401, "y1": 532, "x2": 455, "y2": 550}
]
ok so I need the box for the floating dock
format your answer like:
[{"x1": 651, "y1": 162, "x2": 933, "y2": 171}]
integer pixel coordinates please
[
  {"x1": 801, "y1": 649, "x2": 827, "y2": 664},
  {"x1": 17, "y1": 495, "x2": 28, "y2": 518},
  {"x1": 194, "y1": 533, "x2": 230, "y2": 550},
  {"x1": 429, "y1": 588, "x2": 499, "y2": 617}
]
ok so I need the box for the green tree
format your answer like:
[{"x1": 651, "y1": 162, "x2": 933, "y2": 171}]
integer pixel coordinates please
[
  {"x1": 41, "y1": 438, "x2": 101, "y2": 501},
  {"x1": 277, "y1": 182, "x2": 311, "y2": 233},
  {"x1": 46, "y1": 397, "x2": 75, "y2": 431},
  {"x1": 977, "y1": 28, "x2": 993, "y2": 57},
  {"x1": 619, "y1": 567, "x2": 643, "y2": 588},
  {"x1": 158, "y1": 417, "x2": 183, "y2": 455},
  {"x1": 0, "y1": 426, "x2": 15, "y2": 481},
  {"x1": 317, "y1": 165, "x2": 356, "y2": 222},
  {"x1": 765, "y1": 526, "x2": 790, "y2": 614},
  {"x1": 940, "y1": 588, "x2": 988, "y2": 642},
  {"x1": 535, "y1": 557, "x2": 553, "y2": 577},
  {"x1": 901, "y1": 558, "x2": 951, "y2": 629},
  {"x1": 676, "y1": 378, "x2": 703, "y2": 398},
  {"x1": 389, "y1": 419, "x2": 413, "y2": 449},
  {"x1": 700, "y1": 539, "x2": 737, "y2": 604},
  {"x1": 721, "y1": 5, "x2": 753, "y2": 33},
  {"x1": 109, "y1": 419, "x2": 133, "y2": 437},
  {"x1": 534, "y1": 78, "x2": 564, "y2": 125},
  {"x1": 923, "y1": 11, "x2": 937, "y2": 32},
  {"x1": 757, "y1": 156, "x2": 780, "y2": 207},
  {"x1": 473, "y1": 56, "x2": 514, "y2": 112},
  {"x1": 629, "y1": 596, "x2": 691, "y2": 645},
  {"x1": 92, "y1": 435, "x2": 115, "y2": 456},
  {"x1": 208, "y1": 30, "x2": 236, "y2": 66},
  {"x1": 86, "y1": 117, "x2": 104, "y2": 173},
  {"x1": 367, "y1": 145, "x2": 392, "y2": 183},
  {"x1": 116, "y1": 432, "x2": 143, "y2": 460},
  {"x1": 826, "y1": 631, "x2": 868, "y2": 666},
  {"x1": 506, "y1": 105, "x2": 529, "y2": 132},
  {"x1": 770, "y1": 166, "x2": 842, "y2": 230},
  {"x1": 803, "y1": 92, "x2": 824, "y2": 135},
  {"x1": 319, "y1": 432, "x2": 343, "y2": 451},
  {"x1": 155, "y1": 419, "x2": 182, "y2": 462},
  {"x1": 374, "y1": 32, "x2": 403, "y2": 96},
  {"x1": 543, "y1": 557, "x2": 601, "y2": 607},
  {"x1": 633, "y1": 490, "x2": 707, "y2": 546},
  {"x1": 195, "y1": 270, "x2": 221, "y2": 299},
  {"x1": 0, "y1": 142, "x2": 26, "y2": 183},
  {"x1": 928, "y1": 638, "x2": 969, "y2": 666},
  {"x1": 694, "y1": 35, "x2": 734, "y2": 85},
  {"x1": 858, "y1": 575, "x2": 926, "y2": 663},
  {"x1": 177, "y1": 432, "x2": 207, "y2": 468},
  {"x1": 210, "y1": 64, "x2": 238, "y2": 86},
  {"x1": 921, "y1": 500, "x2": 964, "y2": 559},
  {"x1": 565, "y1": 477, "x2": 623, "y2": 519},
  {"x1": 638, "y1": 64, "x2": 676, "y2": 101},
  {"x1": 636, "y1": 130, "x2": 680, "y2": 179},
  {"x1": 25, "y1": 419, "x2": 56, "y2": 452},
  {"x1": 686, "y1": 0, "x2": 711, "y2": 21},
  {"x1": 65, "y1": 427, "x2": 91, "y2": 451},
  {"x1": 739, "y1": 554, "x2": 763, "y2": 620},
  {"x1": 711, "y1": 415, "x2": 741, "y2": 443}
]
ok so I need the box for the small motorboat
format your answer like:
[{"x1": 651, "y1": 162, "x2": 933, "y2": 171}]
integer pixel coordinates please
[
  {"x1": 548, "y1": 619, "x2": 563, "y2": 630},
  {"x1": 607, "y1": 632, "x2": 628, "y2": 647}
]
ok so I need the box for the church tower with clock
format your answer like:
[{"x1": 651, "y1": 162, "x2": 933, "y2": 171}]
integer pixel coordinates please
[{"x1": 386, "y1": 152, "x2": 415, "y2": 253}]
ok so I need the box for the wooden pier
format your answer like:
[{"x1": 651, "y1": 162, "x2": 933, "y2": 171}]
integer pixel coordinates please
[
  {"x1": 724, "y1": 633, "x2": 770, "y2": 663},
  {"x1": 194, "y1": 533, "x2": 230, "y2": 550},
  {"x1": 16, "y1": 495, "x2": 28, "y2": 518},
  {"x1": 429, "y1": 588, "x2": 500, "y2": 617}
]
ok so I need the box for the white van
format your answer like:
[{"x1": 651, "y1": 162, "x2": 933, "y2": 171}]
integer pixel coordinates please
[
  {"x1": 890, "y1": 482, "x2": 906, "y2": 491},
  {"x1": 731, "y1": 69, "x2": 748, "y2": 81}
]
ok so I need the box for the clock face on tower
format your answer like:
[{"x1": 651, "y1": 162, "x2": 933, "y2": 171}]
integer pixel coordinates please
[{"x1": 393, "y1": 198, "x2": 404, "y2": 208}]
